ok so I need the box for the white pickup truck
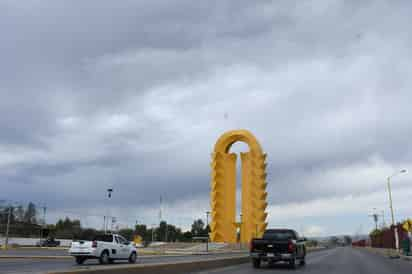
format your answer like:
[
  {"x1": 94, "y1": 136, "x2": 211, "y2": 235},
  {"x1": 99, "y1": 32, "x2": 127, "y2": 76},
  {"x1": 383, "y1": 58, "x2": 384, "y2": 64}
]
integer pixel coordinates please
[{"x1": 69, "y1": 234, "x2": 137, "y2": 265}]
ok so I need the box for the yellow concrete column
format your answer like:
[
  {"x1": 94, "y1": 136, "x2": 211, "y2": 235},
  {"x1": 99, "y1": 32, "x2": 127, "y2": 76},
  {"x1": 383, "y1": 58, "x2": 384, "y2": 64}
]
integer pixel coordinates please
[{"x1": 210, "y1": 153, "x2": 237, "y2": 243}]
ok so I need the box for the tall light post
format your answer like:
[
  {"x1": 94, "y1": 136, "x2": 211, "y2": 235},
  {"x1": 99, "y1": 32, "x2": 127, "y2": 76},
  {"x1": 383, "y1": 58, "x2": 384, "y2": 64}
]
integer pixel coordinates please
[
  {"x1": 239, "y1": 213, "x2": 243, "y2": 249},
  {"x1": 151, "y1": 224, "x2": 156, "y2": 242},
  {"x1": 165, "y1": 220, "x2": 168, "y2": 242},
  {"x1": 4, "y1": 206, "x2": 12, "y2": 250},
  {"x1": 206, "y1": 211, "x2": 210, "y2": 253},
  {"x1": 3, "y1": 201, "x2": 18, "y2": 250},
  {"x1": 39, "y1": 205, "x2": 47, "y2": 244},
  {"x1": 387, "y1": 169, "x2": 407, "y2": 251},
  {"x1": 105, "y1": 188, "x2": 113, "y2": 233}
]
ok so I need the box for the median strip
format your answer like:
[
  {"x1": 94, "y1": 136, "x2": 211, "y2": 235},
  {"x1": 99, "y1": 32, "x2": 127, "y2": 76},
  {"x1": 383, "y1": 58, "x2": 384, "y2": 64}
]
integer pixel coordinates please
[
  {"x1": 0, "y1": 250, "x2": 248, "y2": 260},
  {"x1": 0, "y1": 255, "x2": 72, "y2": 260},
  {"x1": 0, "y1": 254, "x2": 190, "y2": 260},
  {"x1": 48, "y1": 255, "x2": 249, "y2": 274}
]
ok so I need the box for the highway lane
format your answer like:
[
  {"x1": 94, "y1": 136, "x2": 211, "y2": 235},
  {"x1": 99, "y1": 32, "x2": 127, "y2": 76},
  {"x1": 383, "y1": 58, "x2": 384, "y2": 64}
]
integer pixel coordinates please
[
  {"x1": 195, "y1": 247, "x2": 411, "y2": 274},
  {"x1": 0, "y1": 253, "x2": 245, "y2": 274}
]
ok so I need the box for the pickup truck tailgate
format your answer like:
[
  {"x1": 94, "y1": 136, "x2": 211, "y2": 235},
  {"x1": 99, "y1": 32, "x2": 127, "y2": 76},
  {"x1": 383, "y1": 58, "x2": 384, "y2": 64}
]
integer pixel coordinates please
[
  {"x1": 253, "y1": 240, "x2": 289, "y2": 253},
  {"x1": 70, "y1": 241, "x2": 93, "y2": 252}
]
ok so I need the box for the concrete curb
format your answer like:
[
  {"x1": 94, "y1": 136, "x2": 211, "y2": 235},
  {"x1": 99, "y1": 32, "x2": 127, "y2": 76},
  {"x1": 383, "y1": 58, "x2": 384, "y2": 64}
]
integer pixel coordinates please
[
  {"x1": 48, "y1": 255, "x2": 249, "y2": 274},
  {"x1": 359, "y1": 247, "x2": 412, "y2": 262},
  {"x1": 402, "y1": 256, "x2": 412, "y2": 261}
]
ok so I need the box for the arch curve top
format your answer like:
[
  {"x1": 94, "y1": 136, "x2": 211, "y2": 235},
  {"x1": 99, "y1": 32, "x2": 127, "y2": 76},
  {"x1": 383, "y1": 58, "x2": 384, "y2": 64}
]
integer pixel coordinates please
[{"x1": 213, "y1": 129, "x2": 263, "y2": 154}]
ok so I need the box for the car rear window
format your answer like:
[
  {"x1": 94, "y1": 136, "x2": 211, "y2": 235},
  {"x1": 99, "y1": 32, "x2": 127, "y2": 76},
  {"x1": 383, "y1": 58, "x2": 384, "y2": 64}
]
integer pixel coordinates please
[
  {"x1": 93, "y1": 235, "x2": 113, "y2": 242},
  {"x1": 263, "y1": 230, "x2": 296, "y2": 240}
]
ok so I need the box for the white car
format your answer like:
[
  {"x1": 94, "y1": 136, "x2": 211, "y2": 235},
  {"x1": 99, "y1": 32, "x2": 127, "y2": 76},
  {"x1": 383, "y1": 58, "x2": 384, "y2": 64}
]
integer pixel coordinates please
[{"x1": 69, "y1": 234, "x2": 137, "y2": 265}]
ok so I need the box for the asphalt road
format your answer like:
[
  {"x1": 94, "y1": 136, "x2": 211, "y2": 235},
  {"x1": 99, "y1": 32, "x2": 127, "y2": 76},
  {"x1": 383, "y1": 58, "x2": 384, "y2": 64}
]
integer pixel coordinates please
[
  {"x1": 0, "y1": 253, "x2": 244, "y2": 274},
  {"x1": 195, "y1": 247, "x2": 411, "y2": 274}
]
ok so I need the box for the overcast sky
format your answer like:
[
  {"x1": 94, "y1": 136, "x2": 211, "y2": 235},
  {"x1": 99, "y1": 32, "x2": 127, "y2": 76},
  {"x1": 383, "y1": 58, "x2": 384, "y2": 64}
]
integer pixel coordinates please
[{"x1": 1, "y1": 0, "x2": 412, "y2": 237}]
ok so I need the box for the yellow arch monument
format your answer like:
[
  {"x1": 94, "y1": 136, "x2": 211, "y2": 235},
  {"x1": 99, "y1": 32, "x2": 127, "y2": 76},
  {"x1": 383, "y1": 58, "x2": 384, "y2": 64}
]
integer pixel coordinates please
[{"x1": 210, "y1": 129, "x2": 268, "y2": 244}]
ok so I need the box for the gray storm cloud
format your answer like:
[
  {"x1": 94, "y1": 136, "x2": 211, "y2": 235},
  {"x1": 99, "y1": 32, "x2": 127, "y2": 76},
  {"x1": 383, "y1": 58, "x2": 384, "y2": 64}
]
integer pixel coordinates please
[{"x1": 1, "y1": 1, "x2": 412, "y2": 233}]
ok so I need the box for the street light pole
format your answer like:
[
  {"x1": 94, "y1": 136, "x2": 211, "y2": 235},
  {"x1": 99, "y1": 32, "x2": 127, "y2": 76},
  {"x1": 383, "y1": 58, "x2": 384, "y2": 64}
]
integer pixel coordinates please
[
  {"x1": 239, "y1": 214, "x2": 243, "y2": 249},
  {"x1": 4, "y1": 206, "x2": 12, "y2": 250},
  {"x1": 387, "y1": 169, "x2": 407, "y2": 251},
  {"x1": 105, "y1": 188, "x2": 113, "y2": 233},
  {"x1": 165, "y1": 221, "x2": 168, "y2": 242},
  {"x1": 387, "y1": 176, "x2": 399, "y2": 250},
  {"x1": 206, "y1": 211, "x2": 210, "y2": 253},
  {"x1": 40, "y1": 205, "x2": 47, "y2": 244},
  {"x1": 151, "y1": 224, "x2": 156, "y2": 242}
]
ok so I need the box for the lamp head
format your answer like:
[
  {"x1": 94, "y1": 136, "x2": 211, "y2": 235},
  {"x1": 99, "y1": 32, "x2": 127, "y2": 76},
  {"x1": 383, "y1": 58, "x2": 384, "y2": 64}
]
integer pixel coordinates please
[{"x1": 107, "y1": 188, "x2": 113, "y2": 198}]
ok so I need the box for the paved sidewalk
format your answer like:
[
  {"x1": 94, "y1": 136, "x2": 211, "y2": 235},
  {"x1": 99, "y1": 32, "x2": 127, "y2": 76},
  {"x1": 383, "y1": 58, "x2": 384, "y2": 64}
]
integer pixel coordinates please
[{"x1": 361, "y1": 247, "x2": 412, "y2": 262}]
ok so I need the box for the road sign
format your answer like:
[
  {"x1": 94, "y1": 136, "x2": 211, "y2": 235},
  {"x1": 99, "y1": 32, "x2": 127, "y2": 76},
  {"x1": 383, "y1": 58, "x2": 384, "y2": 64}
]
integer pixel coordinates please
[{"x1": 402, "y1": 219, "x2": 412, "y2": 232}]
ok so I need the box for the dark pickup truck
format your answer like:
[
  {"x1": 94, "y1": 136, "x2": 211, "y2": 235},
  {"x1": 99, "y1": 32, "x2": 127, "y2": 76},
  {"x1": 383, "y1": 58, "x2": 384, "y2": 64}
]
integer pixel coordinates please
[
  {"x1": 36, "y1": 238, "x2": 61, "y2": 247},
  {"x1": 250, "y1": 229, "x2": 306, "y2": 269}
]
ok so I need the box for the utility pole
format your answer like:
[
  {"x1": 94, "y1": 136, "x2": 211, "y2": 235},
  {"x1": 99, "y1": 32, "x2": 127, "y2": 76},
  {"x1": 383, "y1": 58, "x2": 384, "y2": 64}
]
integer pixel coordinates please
[
  {"x1": 41, "y1": 206, "x2": 47, "y2": 241},
  {"x1": 111, "y1": 217, "x2": 116, "y2": 232},
  {"x1": 381, "y1": 210, "x2": 386, "y2": 228},
  {"x1": 387, "y1": 177, "x2": 399, "y2": 250},
  {"x1": 4, "y1": 206, "x2": 12, "y2": 250},
  {"x1": 159, "y1": 196, "x2": 162, "y2": 224},
  {"x1": 43, "y1": 206, "x2": 47, "y2": 226},
  {"x1": 369, "y1": 212, "x2": 379, "y2": 230},
  {"x1": 206, "y1": 211, "x2": 210, "y2": 253},
  {"x1": 159, "y1": 195, "x2": 168, "y2": 242},
  {"x1": 387, "y1": 169, "x2": 407, "y2": 251}
]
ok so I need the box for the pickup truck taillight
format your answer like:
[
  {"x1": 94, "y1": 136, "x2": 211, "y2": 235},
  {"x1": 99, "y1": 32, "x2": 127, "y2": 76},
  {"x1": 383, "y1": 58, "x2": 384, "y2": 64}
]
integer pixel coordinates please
[
  {"x1": 92, "y1": 241, "x2": 97, "y2": 248},
  {"x1": 288, "y1": 241, "x2": 295, "y2": 253}
]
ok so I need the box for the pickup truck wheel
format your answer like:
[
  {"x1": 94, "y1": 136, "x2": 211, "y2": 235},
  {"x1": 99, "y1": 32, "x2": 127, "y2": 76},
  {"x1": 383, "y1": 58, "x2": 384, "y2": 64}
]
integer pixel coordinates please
[
  {"x1": 75, "y1": 257, "x2": 86, "y2": 265},
  {"x1": 289, "y1": 258, "x2": 296, "y2": 269},
  {"x1": 99, "y1": 251, "x2": 110, "y2": 265},
  {"x1": 128, "y1": 252, "x2": 137, "y2": 264},
  {"x1": 299, "y1": 257, "x2": 306, "y2": 266},
  {"x1": 252, "y1": 258, "x2": 261, "y2": 268}
]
